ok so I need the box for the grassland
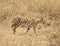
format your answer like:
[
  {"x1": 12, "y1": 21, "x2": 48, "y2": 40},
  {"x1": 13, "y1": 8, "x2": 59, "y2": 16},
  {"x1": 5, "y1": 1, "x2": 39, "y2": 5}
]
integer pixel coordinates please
[{"x1": 0, "y1": 0, "x2": 60, "y2": 46}]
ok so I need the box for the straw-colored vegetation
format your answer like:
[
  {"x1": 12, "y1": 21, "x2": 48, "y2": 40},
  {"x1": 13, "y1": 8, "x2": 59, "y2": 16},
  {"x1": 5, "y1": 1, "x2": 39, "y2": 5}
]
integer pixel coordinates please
[{"x1": 0, "y1": 0, "x2": 60, "y2": 46}]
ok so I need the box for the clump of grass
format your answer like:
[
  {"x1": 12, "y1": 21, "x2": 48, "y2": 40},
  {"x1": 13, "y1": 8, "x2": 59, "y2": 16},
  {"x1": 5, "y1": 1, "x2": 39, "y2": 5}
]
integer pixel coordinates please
[{"x1": 11, "y1": 17, "x2": 41, "y2": 35}]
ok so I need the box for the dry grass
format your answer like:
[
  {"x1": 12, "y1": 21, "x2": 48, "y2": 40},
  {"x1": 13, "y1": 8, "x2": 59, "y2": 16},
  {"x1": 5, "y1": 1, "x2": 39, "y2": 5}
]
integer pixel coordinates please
[{"x1": 0, "y1": 0, "x2": 60, "y2": 46}]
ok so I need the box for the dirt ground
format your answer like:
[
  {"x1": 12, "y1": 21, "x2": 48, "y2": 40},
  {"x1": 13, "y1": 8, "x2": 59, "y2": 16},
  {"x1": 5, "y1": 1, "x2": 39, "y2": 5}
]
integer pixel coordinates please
[{"x1": 0, "y1": 0, "x2": 60, "y2": 46}]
